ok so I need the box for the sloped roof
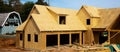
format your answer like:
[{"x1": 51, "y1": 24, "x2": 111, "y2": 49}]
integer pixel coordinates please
[
  {"x1": 34, "y1": 5, "x2": 78, "y2": 16},
  {"x1": 77, "y1": 5, "x2": 101, "y2": 17},
  {"x1": 16, "y1": 20, "x2": 27, "y2": 31},
  {"x1": 47, "y1": 6, "x2": 78, "y2": 15},
  {"x1": 94, "y1": 8, "x2": 120, "y2": 28},
  {"x1": 0, "y1": 13, "x2": 9, "y2": 26},
  {"x1": 16, "y1": 5, "x2": 87, "y2": 31},
  {"x1": 77, "y1": 5, "x2": 120, "y2": 29},
  {"x1": 31, "y1": 14, "x2": 86, "y2": 31},
  {"x1": 17, "y1": 5, "x2": 120, "y2": 32},
  {"x1": 0, "y1": 11, "x2": 22, "y2": 27}
]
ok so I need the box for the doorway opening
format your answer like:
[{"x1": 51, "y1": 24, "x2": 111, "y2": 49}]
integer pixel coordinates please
[
  {"x1": 71, "y1": 34, "x2": 79, "y2": 44},
  {"x1": 99, "y1": 32, "x2": 108, "y2": 44},
  {"x1": 60, "y1": 34, "x2": 69, "y2": 45},
  {"x1": 46, "y1": 35, "x2": 58, "y2": 46}
]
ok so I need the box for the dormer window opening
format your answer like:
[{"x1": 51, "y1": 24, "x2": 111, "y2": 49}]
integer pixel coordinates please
[{"x1": 59, "y1": 16, "x2": 66, "y2": 24}]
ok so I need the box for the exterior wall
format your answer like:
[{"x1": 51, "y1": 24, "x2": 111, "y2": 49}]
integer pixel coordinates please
[
  {"x1": 77, "y1": 7, "x2": 90, "y2": 27},
  {"x1": 24, "y1": 18, "x2": 41, "y2": 50},
  {"x1": 16, "y1": 15, "x2": 87, "y2": 50},
  {"x1": 77, "y1": 7, "x2": 101, "y2": 45},
  {"x1": 77, "y1": 7, "x2": 94, "y2": 44},
  {"x1": 0, "y1": 26, "x2": 17, "y2": 34},
  {"x1": 16, "y1": 32, "x2": 19, "y2": 48},
  {"x1": 91, "y1": 18, "x2": 100, "y2": 27},
  {"x1": 40, "y1": 33, "x2": 46, "y2": 50},
  {"x1": 16, "y1": 31, "x2": 23, "y2": 48},
  {"x1": 41, "y1": 31, "x2": 83, "y2": 48},
  {"x1": 17, "y1": 30, "x2": 85, "y2": 50}
]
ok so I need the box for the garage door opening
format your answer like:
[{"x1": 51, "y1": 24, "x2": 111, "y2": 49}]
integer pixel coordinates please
[
  {"x1": 46, "y1": 35, "x2": 58, "y2": 46},
  {"x1": 72, "y1": 34, "x2": 79, "y2": 44},
  {"x1": 60, "y1": 34, "x2": 69, "y2": 45}
]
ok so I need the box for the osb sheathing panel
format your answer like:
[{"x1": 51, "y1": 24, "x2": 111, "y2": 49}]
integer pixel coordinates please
[
  {"x1": 83, "y1": 5, "x2": 100, "y2": 17},
  {"x1": 77, "y1": 7, "x2": 90, "y2": 27},
  {"x1": 47, "y1": 8, "x2": 58, "y2": 22},
  {"x1": 96, "y1": 8, "x2": 120, "y2": 28},
  {"x1": 31, "y1": 14, "x2": 86, "y2": 31},
  {"x1": 41, "y1": 31, "x2": 83, "y2": 47},
  {"x1": 31, "y1": 7, "x2": 39, "y2": 14},
  {"x1": 77, "y1": 7, "x2": 95, "y2": 44},
  {"x1": 24, "y1": 18, "x2": 41, "y2": 50},
  {"x1": 91, "y1": 18, "x2": 100, "y2": 27},
  {"x1": 16, "y1": 5, "x2": 87, "y2": 31},
  {"x1": 16, "y1": 32, "x2": 19, "y2": 47},
  {"x1": 16, "y1": 21, "x2": 27, "y2": 31},
  {"x1": 16, "y1": 31, "x2": 24, "y2": 48},
  {"x1": 46, "y1": 6, "x2": 78, "y2": 15},
  {"x1": 40, "y1": 33, "x2": 46, "y2": 50}
]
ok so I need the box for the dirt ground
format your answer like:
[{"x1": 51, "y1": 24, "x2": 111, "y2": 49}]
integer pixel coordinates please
[
  {"x1": 0, "y1": 46, "x2": 77, "y2": 52},
  {"x1": 0, "y1": 46, "x2": 34, "y2": 52},
  {"x1": 0, "y1": 36, "x2": 34, "y2": 52},
  {"x1": 0, "y1": 35, "x2": 110, "y2": 52}
]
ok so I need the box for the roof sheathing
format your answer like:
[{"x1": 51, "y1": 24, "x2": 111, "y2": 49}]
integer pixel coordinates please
[
  {"x1": 83, "y1": 5, "x2": 100, "y2": 17},
  {"x1": 98, "y1": 8, "x2": 120, "y2": 28}
]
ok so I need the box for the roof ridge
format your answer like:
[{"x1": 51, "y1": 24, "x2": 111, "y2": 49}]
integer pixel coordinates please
[{"x1": 35, "y1": 4, "x2": 78, "y2": 11}]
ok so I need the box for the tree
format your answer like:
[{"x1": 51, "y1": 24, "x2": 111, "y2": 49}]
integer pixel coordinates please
[
  {"x1": 0, "y1": 0, "x2": 3, "y2": 11},
  {"x1": 0, "y1": 0, "x2": 3, "y2": 5},
  {"x1": 20, "y1": 2, "x2": 34, "y2": 22},
  {"x1": 7, "y1": 0, "x2": 22, "y2": 12},
  {"x1": 36, "y1": 0, "x2": 49, "y2": 6},
  {"x1": 12, "y1": 0, "x2": 22, "y2": 12},
  {"x1": 0, "y1": 0, "x2": 22, "y2": 13},
  {"x1": 0, "y1": 0, "x2": 14, "y2": 13},
  {"x1": 20, "y1": 0, "x2": 49, "y2": 22}
]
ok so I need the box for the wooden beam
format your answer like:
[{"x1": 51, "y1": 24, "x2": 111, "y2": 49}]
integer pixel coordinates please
[
  {"x1": 69, "y1": 33, "x2": 72, "y2": 46},
  {"x1": 110, "y1": 31, "x2": 120, "y2": 39},
  {"x1": 58, "y1": 33, "x2": 60, "y2": 48},
  {"x1": 108, "y1": 30, "x2": 110, "y2": 44},
  {"x1": 80, "y1": 32, "x2": 82, "y2": 45},
  {"x1": 82, "y1": 31, "x2": 86, "y2": 45},
  {"x1": 109, "y1": 30, "x2": 120, "y2": 32}
]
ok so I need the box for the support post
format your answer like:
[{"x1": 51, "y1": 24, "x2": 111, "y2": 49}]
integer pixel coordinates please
[
  {"x1": 82, "y1": 32, "x2": 85, "y2": 45},
  {"x1": 80, "y1": 32, "x2": 82, "y2": 45},
  {"x1": 69, "y1": 33, "x2": 72, "y2": 46},
  {"x1": 58, "y1": 34, "x2": 60, "y2": 48},
  {"x1": 108, "y1": 30, "x2": 110, "y2": 44}
]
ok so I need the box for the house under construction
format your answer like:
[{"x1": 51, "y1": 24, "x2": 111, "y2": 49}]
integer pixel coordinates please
[{"x1": 16, "y1": 5, "x2": 120, "y2": 50}]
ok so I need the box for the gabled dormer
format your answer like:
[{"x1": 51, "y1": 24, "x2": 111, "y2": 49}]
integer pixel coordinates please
[
  {"x1": 77, "y1": 5, "x2": 100, "y2": 27},
  {"x1": 46, "y1": 7, "x2": 68, "y2": 25}
]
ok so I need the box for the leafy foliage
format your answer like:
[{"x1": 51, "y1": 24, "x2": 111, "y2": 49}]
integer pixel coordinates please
[
  {"x1": 20, "y1": 2, "x2": 34, "y2": 22},
  {"x1": 36, "y1": 0, "x2": 49, "y2": 6},
  {"x1": 0, "y1": 0, "x2": 49, "y2": 22},
  {"x1": 20, "y1": 0, "x2": 49, "y2": 22},
  {"x1": 0, "y1": 0, "x2": 21, "y2": 13}
]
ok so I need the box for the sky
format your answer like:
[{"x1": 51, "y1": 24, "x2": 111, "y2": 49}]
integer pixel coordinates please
[{"x1": 21, "y1": 0, "x2": 120, "y2": 10}]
